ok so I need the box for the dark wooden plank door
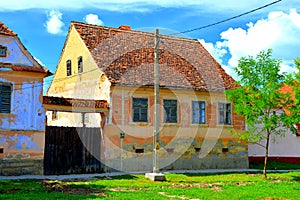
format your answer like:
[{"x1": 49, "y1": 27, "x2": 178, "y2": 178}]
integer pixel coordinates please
[{"x1": 44, "y1": 126, "x2": 103, "y2": 175}]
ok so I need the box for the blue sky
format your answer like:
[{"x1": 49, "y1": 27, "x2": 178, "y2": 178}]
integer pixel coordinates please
[{"x1": 0, "y1": 0, "x2": 299, "y2": 91}]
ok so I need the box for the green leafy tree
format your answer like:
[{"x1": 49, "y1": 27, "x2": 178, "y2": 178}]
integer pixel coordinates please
[
  {"x1": 290, "y1": 58, "x2": 300, "y2": 118},
  {"x1": 226, "y1": 49, "x2": 297, "y2": 178}
]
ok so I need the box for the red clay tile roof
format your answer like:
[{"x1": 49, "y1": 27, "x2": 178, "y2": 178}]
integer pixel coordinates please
[
  {"x1": 43, "y1": 96, "x2": 109, "y2": 109},
  {"x1": 71, "y1": 21, "x2": 236, "y2": 92},
  {"x1": 0, "y1": 22, "x2": 17, "y2": 36},
  {"x1": 0, "y1": 22, "x2": 52, "y2": 76}
]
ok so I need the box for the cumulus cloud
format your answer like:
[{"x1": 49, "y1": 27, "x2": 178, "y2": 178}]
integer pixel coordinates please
[
  {"x1": 84, "y1": 14, "x2": 104, "y2": 25},
  {"x1": 44, "y1": 10, "x2": 65, "y2": 34},
  {"x1": 203, "y1": 9, "x2": 300, "y2": 76},
  {"x1": 0, "y1": 0, "x2": 298, "y2": 13}
]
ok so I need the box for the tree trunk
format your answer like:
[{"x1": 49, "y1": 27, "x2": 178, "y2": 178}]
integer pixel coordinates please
[{"x1": 263, "y1": 131, "x2": 271, "y2": 178}]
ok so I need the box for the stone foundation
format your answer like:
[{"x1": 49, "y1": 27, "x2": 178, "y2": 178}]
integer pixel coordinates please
[{"x1": 0, "y1": 159, "x2": 43, "y2": 176}]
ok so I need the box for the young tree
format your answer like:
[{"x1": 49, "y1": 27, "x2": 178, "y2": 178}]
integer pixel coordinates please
[{"x1": 226, "y1": 49, "x2": 297, "y2": 178}]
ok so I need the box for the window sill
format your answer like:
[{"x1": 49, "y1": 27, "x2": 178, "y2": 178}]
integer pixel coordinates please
[
  {"x1": 217, "y1": 124, "x2": 233, "y2": 128},
  {"x1": 129, "y1": 122, "x2": 151, "y2": 126},
  {"x1": 190, "y1": 123, "x2": 209, "y2": 127}
]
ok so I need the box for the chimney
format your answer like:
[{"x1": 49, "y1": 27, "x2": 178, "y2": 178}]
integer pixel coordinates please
[{"x1": 119, "y1": 25, "x2": 131, "y2": 30}]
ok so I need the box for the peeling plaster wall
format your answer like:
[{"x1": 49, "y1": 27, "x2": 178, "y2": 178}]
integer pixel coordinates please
[
  {"x1": 0, "y1": 72, "x2": 45, "y2": 131},
  {"x1": 0, "y1": 34, "x2": 45, "y2": 175},
  {"x1": 101, "y1": 86, "x2": 248, "y2": 171},
  {"x1": 0, "y1": 130, "x2": 44, "y2": 175}
]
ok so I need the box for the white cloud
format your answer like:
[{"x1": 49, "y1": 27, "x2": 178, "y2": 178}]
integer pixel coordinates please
[
  {"x1": 0, "y1": 0, "x2": 298, "y2": 13},
  {"x1": 204, "y1": 9, "x2": 300, "y2": 75},
  {"x1": 84, "y1": 14, "x2": 104, "y2": 25},
  {"x1": 44, "y1": 10, "x2": 65, "y2": 34}
]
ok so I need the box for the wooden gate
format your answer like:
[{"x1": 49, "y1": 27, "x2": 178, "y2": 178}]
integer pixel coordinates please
[{"x1": 44, "y1": 126, "x2": 103, "y2": 175}]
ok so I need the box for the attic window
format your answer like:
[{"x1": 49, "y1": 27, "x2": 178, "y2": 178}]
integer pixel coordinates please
[
  {"x1": 66, "y1": 60, "x2": 72, "y2": 76},
  {"x1": 0, "y1": 45, "x2": 7, "y2": 57},
  {"x1": 78, "y1": 56, "x2": 83, "y2": 74}
]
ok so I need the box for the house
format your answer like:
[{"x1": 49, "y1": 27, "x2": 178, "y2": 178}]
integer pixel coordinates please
[
  {"x1": 249, "y1": 84, "x2": 300, "y2": 164},
  {"x1": 0, "y1": 22, "x2": 51, "y2": 175},
  {"x1": 46, "y1": 21, "x2": 248, "y2": 172}
]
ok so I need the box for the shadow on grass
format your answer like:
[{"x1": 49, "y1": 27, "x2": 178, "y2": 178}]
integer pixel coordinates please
[
  {"x1": 292, "y1": 176, "x2": 300, "y2": 182},
  {"x1": 96, "y1": 174, "x2": 139, "y2": 180}
]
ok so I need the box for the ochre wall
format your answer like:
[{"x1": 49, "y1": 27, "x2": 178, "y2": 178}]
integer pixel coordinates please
[
  {"x1": 101, "y1": 86, "x2": 248, "y2": 171},
  {"x1": 47, "y1": 25, "x2": 107, "y2": 100}
]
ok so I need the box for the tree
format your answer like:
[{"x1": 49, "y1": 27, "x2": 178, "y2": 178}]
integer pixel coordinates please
[{"x1": 226, "y1": 49, "x2": 298, "y2": 178}]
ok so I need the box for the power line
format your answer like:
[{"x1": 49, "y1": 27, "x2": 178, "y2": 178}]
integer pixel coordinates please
[
  {"x1": 170, "y1": 0, "x2": 283, "y2": 36},
  {"x1": 3, "y1": 0, "x2": 289, "y2": 93}
]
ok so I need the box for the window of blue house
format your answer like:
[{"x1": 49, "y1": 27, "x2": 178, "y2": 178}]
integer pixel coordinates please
[
  {"x1": 0, "y1": 82, "x2": 12, "y2": 113},
  {"x1": 192, "y1": 101, "x2": 206, "y2": 123}
]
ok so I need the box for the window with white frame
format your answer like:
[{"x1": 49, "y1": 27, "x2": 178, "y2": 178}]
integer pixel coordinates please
[
  {"x1": 192, "y1": 101, "x2": 206, "y2": 124},
  {"x1": 163, "y1": 99, "x2": 177, "y2": 123},
  {"x1": 0, "y1": 82, "x2": 12, "y2": 113},
  {"x1": 218, "y1": 103, "x2": 231, "y2": 125},
  {"x1": 132, "y1": 97, "x2": 148, "y2": 122}
]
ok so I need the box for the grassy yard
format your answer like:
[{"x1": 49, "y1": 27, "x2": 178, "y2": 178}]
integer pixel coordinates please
[{"x1": 0, "y1": 172, "x2": 300, "y2": 199}]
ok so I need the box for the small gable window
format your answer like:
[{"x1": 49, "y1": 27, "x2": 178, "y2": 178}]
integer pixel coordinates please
[
  {"x1": 132, "y1": 98, "x2": 148, "y2": 122},
  {"x1": 163, "y1": 99, "x2": 177, "y2": 123},
  {"x1": 0, "y1": 45, "x2": 7, "y2": 57},
  {"x1": 0, "y1": 82, "x2": 12, "y2": 113},
  {"x1": 78, "y1": 56, "x2": 83, "y2": 74},
  {"x1": 218, "y1": 103, "x2": 231, "y2": 125},
  {"x1": 66, "y1": 60, "x2": 72, "y2": 76}
]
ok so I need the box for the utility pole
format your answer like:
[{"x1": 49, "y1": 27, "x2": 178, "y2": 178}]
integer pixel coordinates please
[
  {"x1": 145, "y1": 28, "x2": 166, "y2": 181},
  {"x1": 153, "y1": 28, "x2": 160, "y2": 173}
]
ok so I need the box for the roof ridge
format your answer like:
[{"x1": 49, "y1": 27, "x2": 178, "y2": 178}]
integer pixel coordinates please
[
  {"x1": 71, "y1": 21, "x2": 198, "y2": 43},
  {"x1": 0, "y1": 21, "x2": 17, "y2": 36}
]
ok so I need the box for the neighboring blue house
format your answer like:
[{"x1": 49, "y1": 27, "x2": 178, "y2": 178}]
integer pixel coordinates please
[{"x1": 0, "y1": 21, "x2": 51, "y2": 175}]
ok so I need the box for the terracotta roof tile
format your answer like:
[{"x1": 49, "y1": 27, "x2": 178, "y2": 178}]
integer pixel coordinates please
[
  {"x1": 72, "y1": 21, "x2": 236, "y2": 92},
  {"x1": 0, "y1": 22, "x2": 52, "y2": 76},
  {"x1": 0, "y1": 22, "x2": 17, "y2": 36},
  {"x1": 43, "y1": 96, "x2": 109, "y2": 109}
]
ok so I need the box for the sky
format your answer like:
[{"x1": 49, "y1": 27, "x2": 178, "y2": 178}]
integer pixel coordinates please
[{"x1": 0, "y1": 0, "x2": 299, "y2": 91}]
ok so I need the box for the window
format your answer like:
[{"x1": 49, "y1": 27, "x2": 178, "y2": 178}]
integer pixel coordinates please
[
  {"x1": 0, "y1": 45, "x2": 7, "y2": 57},
  {"x1": 78, "y1": 56, "x2": 83, "y2": 74},
  {"x1": 163, "y1": 99, "x2": 177, "y2": 123},
  {"x1": 132, "y1": 98, "x2": 148, "y2": 122},
  {"x1": 192, "y1": 101, "x2": 206, "y2": 123},
  {"x1": 66, "y1": 60, "x2": 72, "y2": 76},
  {"x1": 52, "y1": 111, "x2": 58, "y2": 120},
  {"x1": 218, "y1": 103, "x2": 231, "y2": 125},
  {"x1": 0, "y1": 82, "x2": 12, "y2": 113}
]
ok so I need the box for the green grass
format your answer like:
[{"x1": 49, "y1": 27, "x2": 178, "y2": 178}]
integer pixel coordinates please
[
  {"x1": 0, "y1": 172, "x2": 300, "y2": 199},
  {"x1": 250, "y1": 161, "x2": 300, "y2": 170}
]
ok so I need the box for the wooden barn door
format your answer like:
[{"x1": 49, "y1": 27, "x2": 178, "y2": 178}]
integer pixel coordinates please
[{"x1": 44, "y1": 126, "x2": 103, "y2": 175}]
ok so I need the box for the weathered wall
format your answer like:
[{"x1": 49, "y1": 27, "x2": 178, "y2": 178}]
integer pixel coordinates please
[
  {"x1": 0, "y1": 33, "x2": 46, "y2": 175},
  {"x1": 46, "y1": 25, "x2": 109, "y2": 127},
  {"x1": 0, "y1": 130, "x2": 44, "y2": 175},
  {"x1": 47, "y1": 26, "x2": 108, "y2": 100},
  {"x1": 101, "y1": 86, "x2": 248, "y2": 171},
  {"x1": 0, "y1": 36, "x2": 34, "y2": 66},
  {"x1": 0, "y1": 72, "x2": 45, "y2": 131}
]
